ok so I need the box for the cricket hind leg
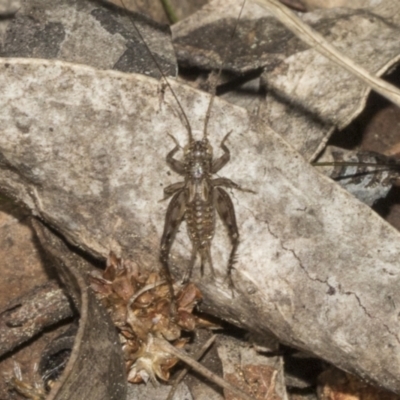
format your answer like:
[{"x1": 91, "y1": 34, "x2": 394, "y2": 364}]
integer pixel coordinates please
[
  {"x1": 200, "y1": 245, "x2": 215, "y2": 278},
  {"x1": 182, "y1": 244, "x2": 215, "y2": 283},
  {"x1": 160, "y1": 189, "x2": 186, "y2": 309},
  {"x1": 182, "y1": 245, "x2": 198, "y2": 284},
  {"x1": 214, "y1": 187, "x2": 240, "y2": 289}
]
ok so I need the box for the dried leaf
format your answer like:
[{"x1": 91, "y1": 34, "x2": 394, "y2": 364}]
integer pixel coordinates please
[
  {"x1": 318, "y1": 368, "x2": 400, "y2": 400},
  {"x1": 90, "y1": 252, "x2": 205, "y2": 384},
  {"x1": 172, "y1": 0, "x2": 400, "y2": 159},
  {"x1": 316, "y1": 146, "x2": 396, "y2": 206},
  {"x1": 0, "y1": 0, "x2": 176, "y2": 78},
  {"x1": 1, "y1": 58, "x2": 400, "y2": 394},
  {"x1": 217, "y1": 335, "x2": 285, "y2": 400}
]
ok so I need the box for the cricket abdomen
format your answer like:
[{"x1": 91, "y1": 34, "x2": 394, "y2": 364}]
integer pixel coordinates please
[{"x1": 185, "y1": 191, "x2": 215, "y2": 249}]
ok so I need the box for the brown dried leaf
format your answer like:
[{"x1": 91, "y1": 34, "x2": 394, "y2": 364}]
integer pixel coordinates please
[
  {"x1": 177, "y1": 282, "x2": 203, "y2": 312},
  {"x1": 218, "y1": 335, "x2": 286, "y2": 400},
  {"x1": 318, "y1": 368, "x2": 400, "y2": 400},
  {"x1": 225, "y1": 365, "x2": 279, "y2": 400}
]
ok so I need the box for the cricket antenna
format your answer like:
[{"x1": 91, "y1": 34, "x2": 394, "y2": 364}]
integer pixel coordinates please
[
  {"x1": 119, "y1": 0, "x2": 193, "y2": 142},
  {"x1": 203, "y1": 0, "x2": 247, "y2": 140}
]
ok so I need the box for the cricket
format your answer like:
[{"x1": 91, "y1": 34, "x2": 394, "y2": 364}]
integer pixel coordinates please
[
  {"x1": 159, "y1": 121, "x2": 254, "y2": 287},
  {"x1": 121, "y1": 0, "x2": 253, "y2": 288}
]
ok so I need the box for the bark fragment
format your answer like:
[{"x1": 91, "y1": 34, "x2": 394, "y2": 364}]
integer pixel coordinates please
[
  {"x1": 32, "y1": 220, "x2": 127, "y2": 400},
  {"x1": 0, "y1": 281, "x2": 73, "y2": 358}
]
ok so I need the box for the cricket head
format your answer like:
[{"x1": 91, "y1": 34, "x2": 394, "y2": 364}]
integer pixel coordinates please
[{"x1": 184, "y1": 138, "x2": 213, "y2": 160}]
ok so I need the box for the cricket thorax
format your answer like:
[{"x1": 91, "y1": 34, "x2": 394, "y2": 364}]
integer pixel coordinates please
[{"x1": 184, "y1": 139, "x2": 213, "y2": 180}]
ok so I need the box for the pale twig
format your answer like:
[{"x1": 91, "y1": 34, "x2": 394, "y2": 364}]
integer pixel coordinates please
[
  {"x1": 254, "y1": 0, "x2": 400, "y2": 108},
  {"x1": 166, "y1": 334, "x2": 216, "y2": 400},
  {"x1": 265, "y1": 370, "x2": 278, "y2": 399},
  {"x1": 153, "y1": 337, "x2": 258, "y2": 400},
  {"x1": 126, "y1": 280, "x2": 167, "y2": 310}
]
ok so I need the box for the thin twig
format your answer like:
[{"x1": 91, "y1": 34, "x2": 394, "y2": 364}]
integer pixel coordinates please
[
  {"x1": 166, "y1": 334, "x2": 217, "y2": 400},
  {"x1": 154, "y1": 337, "x2": 258, "y2": 400},
  {"x1": 254, "y1": 0, "x2": 400, "y2": 108},
  {"x1": 265, "y1": 370, "x2": 278, "y2": 399},
  {"x1": 159, "y1": 0, "x2": 178, "y2": 24},
  {"x1": 313, "y1": 161, "x2": 400, "y2": 168},
  {"x1": 126, "y1": 280, "x2": 167, "y2": 309}
]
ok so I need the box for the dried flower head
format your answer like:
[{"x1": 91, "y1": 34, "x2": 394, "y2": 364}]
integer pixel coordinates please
[{"x1": 90, "y1": 252, "x2": 207, "y2": 384}]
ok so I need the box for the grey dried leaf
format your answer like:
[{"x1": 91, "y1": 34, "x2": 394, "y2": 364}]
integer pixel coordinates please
[
  {"x1": 127, "y1": 380, "x2": 193, "y2": 400},
  {"x1": 172, "y1": 0, "x2": 400, "y2": 159},
  {"x1": 107, "y1": 0, "x2": 207, "y2": 24},
  {"x1": 1, "y1": 59, "x2": 400, "y2": 394},
  {"x1": 0, "y1": 0, "x2": 176, "y2": 77},
  {"x1": 317, "y1": 146, "x2": 397, "y2": 206},
  {"x1": 106, "y1": 0, "x2": 171, "y2": 24}
]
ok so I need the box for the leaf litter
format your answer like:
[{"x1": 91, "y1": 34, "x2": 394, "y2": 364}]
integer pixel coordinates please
[{"x1": 2, "y1": 0, "x2": 400, "y2": 399}]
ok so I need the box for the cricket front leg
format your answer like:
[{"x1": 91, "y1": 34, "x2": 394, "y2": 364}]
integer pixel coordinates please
[
  {"x1": 166, "y1": 134, "x2": 186, "y2": 175},
  {"x1": 214, "y1": 187, "x2": 240, "y2": 289}
]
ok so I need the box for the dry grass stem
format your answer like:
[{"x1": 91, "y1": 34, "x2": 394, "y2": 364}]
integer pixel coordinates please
[{"x1": 255, "y1": 0, "x2": 400, "y2": 107}]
